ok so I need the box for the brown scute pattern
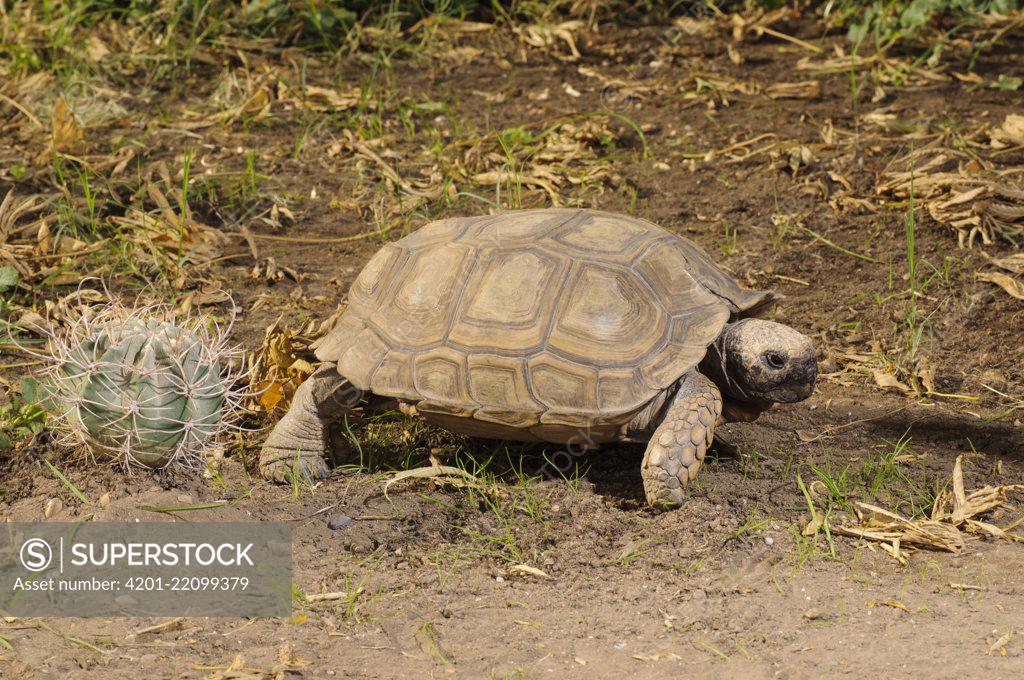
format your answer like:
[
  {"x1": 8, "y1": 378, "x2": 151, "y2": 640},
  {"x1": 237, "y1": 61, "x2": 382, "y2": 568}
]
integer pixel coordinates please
[
  {"x1": 374, "y1": 243, "x2": 476, "y2": 346},
  {"x1": 316, "y1": 209, "x2": 772, "y2": 429},
  {"x1": 597, "y1": 367, "x2": 649, "y2": 414},
  {"x1": 474, "y1": 408, "x2": 541, "y2": 428},
  {"x1": 527, "y1": 355, "x2": 598, "y2": 414},
  {"x1": 551, "y1": 210, "x2": 652, "y2": 257},
  {"x1": 348, "y1": 243, "x2": 404, "y2": 314},
  {"x1": 547, "y1": 262, "x2": 666, "y2": 364},
  {"x1": 639, "y1": 343, "x2": 708, "y2": 391},
  {"x1": 447, "y1": 247, "x2": 567, "y2": 353},
  {"x1": 369, "y1": 350, "x2": 418, "y2": 401},
  {"x1": 466, "y1": 209, "x2": 577, "y2": 243},
  {"x1": 416, "y1": 400, "x2": 475, "y2": 417},
  {"x1": 640, "y1": 235, "x2": 778, "y2": 314},
  {"x1": 634, "y1": 240, "x2": 722, "y2": 315},
  {"x1": 313, "y1": 313, "x2": 365, "y2": 363},
  {"x1": 336, "y1": 328, "x2": 388, "y2": 390},
  {"x1": 467, "y1": 355, "x2": 543, "y2": 424},
  {"x1": 398, "y1": 216, "x2": 471, "y2": 249},
  {"x1": 413, "y1": 347, "x2": 474, "y2": 408},
  {"x1": 670, "y1": 305, "x2": 732, "y2": 348}
]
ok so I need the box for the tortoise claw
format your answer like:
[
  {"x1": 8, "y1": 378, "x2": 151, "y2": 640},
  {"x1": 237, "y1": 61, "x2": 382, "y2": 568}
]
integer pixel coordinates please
[{"x1": 259, "y1": 449, "x2": 331, "y2": 485}]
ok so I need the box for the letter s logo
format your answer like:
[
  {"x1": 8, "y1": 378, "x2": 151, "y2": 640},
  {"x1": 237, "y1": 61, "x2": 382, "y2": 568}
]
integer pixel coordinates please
[{"x1": 20, "y1": 538, "x2": 53, "y2": 572}]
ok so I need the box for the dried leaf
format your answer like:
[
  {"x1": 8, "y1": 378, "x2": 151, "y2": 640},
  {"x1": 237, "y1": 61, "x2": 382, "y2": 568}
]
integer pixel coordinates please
[
  {"x1": 51, "y1": 98, "x2": 84, "y2": 153},
  {"x1": 873, "y1": 369, "x2": 911, "y2": 393},
  {"x1": 866, "y1": 600, "x2": 910, "y2": 612},
  {"x1": 632, "y1": 652, "x2": 683, "y2": 662},
  {"x1": 918, "y1": 365, "x2": 938, "y2": 394},
  {"x1": 383, "y1": 465, "x2": 482, "y2": 501},
  {"x1": 257, "y1": 380, "x2": 284, "y2": 413},
  {"x1": 292, "y1": 85, "x2": 361, "y2": 112},
  {"x1": 765, "y1": 80, "x2": 821, "y2": 99},
  {"x1": 993, "y1": 113, "x2": 1024, "y2": 147},
  {"x1": 982, "y1": 252, "x2": 1024, "y2": 275},
  {"x1": 988, "y1": 630, "x2": 1013, "y2": 656},
  {"x1": 509, "y1": 564, "x2": 552, "y2": 579},
  {"x1": 979, "y1": 271, "x2": 1024, "y2": 300},
  {"x1": 951, "y1": 454, "x2": 967, "y2": 524}
]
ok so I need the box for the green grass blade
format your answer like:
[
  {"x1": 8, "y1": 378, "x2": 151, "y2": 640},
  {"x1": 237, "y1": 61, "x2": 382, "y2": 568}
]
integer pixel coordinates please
[
  {"x1": 44, "y1": 460, "x2": 91, "y2": 506},
  {"x1": 141, "y1": 502, "x2": 226, "y2": 513}
]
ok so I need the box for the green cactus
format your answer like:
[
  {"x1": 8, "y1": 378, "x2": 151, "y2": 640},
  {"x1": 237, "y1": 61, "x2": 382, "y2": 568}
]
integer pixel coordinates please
[{"x1": 52, "y1": 317, "x2": 227, "y2": 468}]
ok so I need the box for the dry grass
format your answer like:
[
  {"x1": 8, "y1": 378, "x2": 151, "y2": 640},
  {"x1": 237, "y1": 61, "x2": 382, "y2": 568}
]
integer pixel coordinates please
[
  {"x1": 827, "y1": 455, "x2": 1024, "y2": 564},
  {"x1": 878, "y1": 138, "x2": 1024, "y2": 247}
]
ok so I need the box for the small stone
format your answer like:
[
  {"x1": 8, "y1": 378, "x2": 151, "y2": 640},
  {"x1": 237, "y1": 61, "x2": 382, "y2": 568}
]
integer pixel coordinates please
[
  {"x1": 44, "y1": 498, "x2": 62, "y2": 519},
  {"x1": 764, "y1": 536, "x2": 774, "y2": 546},
  {"x1": 803, "y1": 608, "x2": 825, "y2": 621},
  {"x1": 612, "y1": 641, "x2": 626, "y2": 650},
  {"x1": 495, "y1": 576, "x2": 505, "y2": 583},
  {"x1": 327, "y1": 515, "x2": 351, "y2": 530}
]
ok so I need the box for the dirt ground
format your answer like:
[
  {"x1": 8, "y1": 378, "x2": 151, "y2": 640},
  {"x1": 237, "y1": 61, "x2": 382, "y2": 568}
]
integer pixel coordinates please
[{"x1": 2, "y1": 9, "x2": 1024, "y2": 679}]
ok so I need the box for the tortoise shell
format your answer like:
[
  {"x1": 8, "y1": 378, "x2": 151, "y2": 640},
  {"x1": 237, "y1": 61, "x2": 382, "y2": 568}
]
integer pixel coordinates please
[{"x1": 315, "y1": 209, "x2": 775, "y2": 441}]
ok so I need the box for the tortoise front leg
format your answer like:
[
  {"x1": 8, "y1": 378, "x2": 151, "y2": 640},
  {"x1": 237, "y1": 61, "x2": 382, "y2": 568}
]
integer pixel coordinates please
[
  {"x1": 640, "y1": 370, "x2": 722, "y2": 508},
  {"x1": 259, "y1": 365, "x2": 362, "y2": 483}
]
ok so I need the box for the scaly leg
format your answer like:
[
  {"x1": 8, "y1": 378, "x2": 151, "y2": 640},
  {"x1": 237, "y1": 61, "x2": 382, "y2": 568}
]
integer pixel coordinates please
[
  {"x1": 259, "y1": 365, "x2": 362, "y2": 483},
  {"x1": 640, "y1": 370, "x2": 722, "y2": 507}
]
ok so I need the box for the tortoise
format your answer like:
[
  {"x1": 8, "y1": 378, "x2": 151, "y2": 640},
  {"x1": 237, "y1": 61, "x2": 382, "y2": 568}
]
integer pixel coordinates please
[{"x1": 260, "y1": 209, "x2": 817, "y2": 506}]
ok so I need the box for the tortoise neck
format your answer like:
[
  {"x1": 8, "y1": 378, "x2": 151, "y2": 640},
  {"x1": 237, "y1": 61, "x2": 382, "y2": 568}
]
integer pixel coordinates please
[{"x1": 700, "y1": 323, "x2": 755, "y2": 402}]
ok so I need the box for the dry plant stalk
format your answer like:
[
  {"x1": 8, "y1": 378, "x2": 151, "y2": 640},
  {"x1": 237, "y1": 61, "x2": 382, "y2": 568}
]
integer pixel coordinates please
[
  {"x1": 878, "y1": 143, "x2": 1024, "y2": 247},
  {"x1": 831, "y1": 455, "x2": 1024, "y2": 563}
]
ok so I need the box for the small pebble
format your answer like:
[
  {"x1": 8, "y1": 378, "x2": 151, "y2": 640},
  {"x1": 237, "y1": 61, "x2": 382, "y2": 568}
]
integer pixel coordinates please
[
  {"x1": 327, "y1": 515, "x2": 351, "y2": 530},
  {"x1": 764, "y1": 536, "x2": 774, "y2": 546},
  {"x1": 44, "y1": 498, "x2": 62, "y2": 519}
]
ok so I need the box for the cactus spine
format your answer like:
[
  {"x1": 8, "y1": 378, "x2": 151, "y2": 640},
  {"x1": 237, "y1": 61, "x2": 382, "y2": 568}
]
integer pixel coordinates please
[{"x1": 41, "y1": 304, "x2": 243, "y2": 470}]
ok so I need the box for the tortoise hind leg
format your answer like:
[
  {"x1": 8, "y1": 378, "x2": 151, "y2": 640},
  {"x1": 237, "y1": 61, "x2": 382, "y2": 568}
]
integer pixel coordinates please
[
  {"x1": 259, "y1": 365, "x2": 362, "y2": 483},
  {"x1": 640, "y1": 370, "x2": 722, "y2": 507}
]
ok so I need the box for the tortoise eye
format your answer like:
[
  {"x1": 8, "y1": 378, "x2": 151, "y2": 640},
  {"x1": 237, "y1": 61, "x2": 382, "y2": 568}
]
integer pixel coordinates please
[{"x1": 764, "y1": 351, "x2": 786, "y2": 369}]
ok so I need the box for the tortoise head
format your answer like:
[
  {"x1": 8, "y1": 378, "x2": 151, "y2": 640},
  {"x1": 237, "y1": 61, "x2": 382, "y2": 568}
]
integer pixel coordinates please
[{"x1": 701, "y1": 319, "x2": 817, "y2": 404}]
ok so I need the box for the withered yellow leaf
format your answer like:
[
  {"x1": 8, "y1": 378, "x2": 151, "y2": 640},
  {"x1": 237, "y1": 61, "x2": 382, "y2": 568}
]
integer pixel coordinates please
[
  {"x1": 257, "y1": 380, "x2": 284, "y2": 412},
  {"x1": 51, "y1": 98, "x2": 84, "y2": 153}
]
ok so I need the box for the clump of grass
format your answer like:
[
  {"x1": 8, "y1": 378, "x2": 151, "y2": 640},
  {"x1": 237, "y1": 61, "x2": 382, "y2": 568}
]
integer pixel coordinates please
[
  {"x1": 828, "y1": 0, "x2": 1021, "y2": 58},
  {"x1": 0, "y1": 378, "x2": 47, "y2": 452}
]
